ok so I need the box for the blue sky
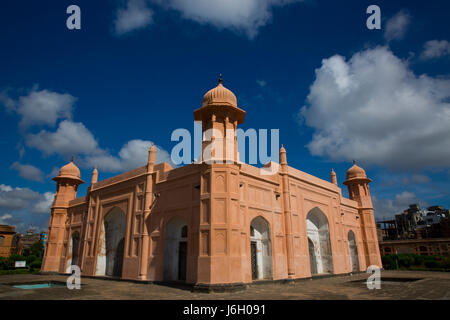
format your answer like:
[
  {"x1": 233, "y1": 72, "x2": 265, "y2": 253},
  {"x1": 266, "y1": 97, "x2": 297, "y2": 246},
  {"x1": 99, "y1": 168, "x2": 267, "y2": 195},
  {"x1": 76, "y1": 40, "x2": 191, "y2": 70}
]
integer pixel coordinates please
[{"x1": 1, "y1": 0, "x2": 449, "y2": 232}]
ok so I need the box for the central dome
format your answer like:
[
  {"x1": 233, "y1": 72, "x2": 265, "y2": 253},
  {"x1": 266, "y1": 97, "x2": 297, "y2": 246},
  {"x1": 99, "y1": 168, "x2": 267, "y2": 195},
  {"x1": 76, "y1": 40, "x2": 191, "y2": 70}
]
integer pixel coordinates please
[{"x1": 202, "y1": 76, "x2": 237, "y2": 108}]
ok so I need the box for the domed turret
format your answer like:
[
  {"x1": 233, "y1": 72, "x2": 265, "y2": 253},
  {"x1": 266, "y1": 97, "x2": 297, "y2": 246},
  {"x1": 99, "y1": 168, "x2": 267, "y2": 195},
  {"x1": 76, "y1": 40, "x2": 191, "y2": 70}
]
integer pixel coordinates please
[
  {"x1": 193, "y1": 76, "x2": 246, "y2": 163},
  {"x1": 53, "y1": 159, "x2": 84, "y2": 184},
  {"x1": 344, "y1": 161, "x2": 370, "y2": 183},
  {"x1": 202, "y1": 75, "x2": 237, "y2": 108}
]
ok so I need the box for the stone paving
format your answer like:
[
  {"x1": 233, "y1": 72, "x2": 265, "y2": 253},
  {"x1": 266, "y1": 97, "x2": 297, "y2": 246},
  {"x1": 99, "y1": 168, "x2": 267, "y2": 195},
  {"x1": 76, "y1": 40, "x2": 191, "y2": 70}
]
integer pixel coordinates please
[{"x1": 0, "y1": 270, "x2": 449, "y2": 300}]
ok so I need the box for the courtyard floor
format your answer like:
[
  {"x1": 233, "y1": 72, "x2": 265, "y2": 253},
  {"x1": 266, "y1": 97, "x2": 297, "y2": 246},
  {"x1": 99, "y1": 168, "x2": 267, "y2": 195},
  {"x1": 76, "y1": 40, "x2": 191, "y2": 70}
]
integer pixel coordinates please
[{"x1": 0, "y1": 270, "x2": 449, "y2": 300}]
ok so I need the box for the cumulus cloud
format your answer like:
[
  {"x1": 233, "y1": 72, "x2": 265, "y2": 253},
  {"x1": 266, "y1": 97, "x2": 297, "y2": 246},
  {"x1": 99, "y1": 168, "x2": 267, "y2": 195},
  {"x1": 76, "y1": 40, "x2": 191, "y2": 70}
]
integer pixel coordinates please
[
  {"x1": 299, "y1": 46, "x2": 450, "y2": 170},
  {"x1": 26, "y1": 122, "x2": 171, "y2": 173},
  {"x1": 0, "y1": 184, "x2": 53, "y2": 232},
  {"x1": 384, "y1": 10, "x2": 410, "y2": 42},
  {"x1": 151, "y1": 0, "x2": 302, "y2": 38},
  {"x1": 0, "y1": 88, "x2": 75, "y2": 129},
  {"x1": 15, "y1": 89, "x2": 75, "y2": 129},
  {"x1": 10, "y1": 162, "x2": 44, "y2": 182},
  {"x1": 26, "y1": 120, "x2": 100, "y2": 157},
  {"x1": 421, "y1": 40, "x2": 450, "y2": 60},
  {"x1": 114, "y1": 0, "x2": 154, "y2": 35},
  {"x1": 4, "y1": 85, "x2": 172, "y2": 177},
  {"x1": 32, "y1": 192, "x2": 54, "y2": 214},
  {"x1": 0, "y1": 185, "x2": 41, "y2": 210},
  {"x1": 373, "y1": 191, "x2": 427, "y2": 219},
  {"x1": 85, "y1": 139, "x2": 172, "y2": 172}
]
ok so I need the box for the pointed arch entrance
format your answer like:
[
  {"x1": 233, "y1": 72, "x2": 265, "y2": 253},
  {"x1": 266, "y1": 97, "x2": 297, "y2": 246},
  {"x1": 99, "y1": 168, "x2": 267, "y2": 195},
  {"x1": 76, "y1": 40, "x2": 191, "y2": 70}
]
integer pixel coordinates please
[
  {"x1": 95, "y1": 207, "x2": 127, "y2": 277},
  {"x1": 250, "y1": 216, "x2": 272, "y2": 280},
  {"x1": 348, "y1": 230, "x2": 360, "y2": 272},
  {"x1": 163, "y1": 217, "x2": 188, "y2": 281},
  {"x1": 306, "y1": 208, "x2": 333, "y2": 275}
]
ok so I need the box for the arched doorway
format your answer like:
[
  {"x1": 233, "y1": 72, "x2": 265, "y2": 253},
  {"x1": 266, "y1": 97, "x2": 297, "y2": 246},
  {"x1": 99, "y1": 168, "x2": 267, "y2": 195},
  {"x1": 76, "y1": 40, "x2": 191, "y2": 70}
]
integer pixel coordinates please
[
  {"x1": 306, "y1": 208, "x2": 333, "y2": 275},
  {"x1": 163, "y1": 217, "x2": 188, "y2": 281},
  {"x1": 65, "y1": 231, "x2": 80, "y2": 273},
  {"x1": 95, "y1": 207, "x2": 127, "y2": 277},
  {"x1": 348, "y1": 230, "x2": 360, "y2": 272},
  {"x1": 250, "y1": 216, "x2": 272, "y2": 280}
]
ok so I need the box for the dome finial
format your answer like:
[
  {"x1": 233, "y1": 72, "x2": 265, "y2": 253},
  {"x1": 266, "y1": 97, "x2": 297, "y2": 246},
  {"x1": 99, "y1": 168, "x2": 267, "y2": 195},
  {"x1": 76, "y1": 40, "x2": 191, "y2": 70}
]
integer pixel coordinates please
[
  {"x1": 71, "y1": 155, "x2": 74, "y2": 162},
  {"x1": 218, "y1": 73, "x2": 223, "y2": 84},
  {"x1": 353, "y1": 159, "x2": 356, "y2": 165}
]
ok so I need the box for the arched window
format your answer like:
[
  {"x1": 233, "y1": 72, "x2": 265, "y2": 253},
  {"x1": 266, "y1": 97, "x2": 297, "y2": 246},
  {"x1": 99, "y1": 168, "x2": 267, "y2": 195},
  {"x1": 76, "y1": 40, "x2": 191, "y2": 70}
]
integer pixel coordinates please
[{"x1": 0, "y1": 236, "x2": 4, "y2": 247}]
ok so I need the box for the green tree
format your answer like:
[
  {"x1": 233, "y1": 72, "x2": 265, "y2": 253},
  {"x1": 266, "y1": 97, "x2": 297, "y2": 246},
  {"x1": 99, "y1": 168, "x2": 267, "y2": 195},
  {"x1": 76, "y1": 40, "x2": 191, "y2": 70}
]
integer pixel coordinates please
[{"x1": 29, "y1": 240, "x2": 44, "y2": 258}]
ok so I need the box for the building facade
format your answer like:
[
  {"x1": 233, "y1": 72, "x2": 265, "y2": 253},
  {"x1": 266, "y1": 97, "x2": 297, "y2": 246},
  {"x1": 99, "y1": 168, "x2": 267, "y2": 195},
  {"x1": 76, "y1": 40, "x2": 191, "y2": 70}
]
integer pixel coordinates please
[
  {"x1": 0, "y1": 225, "x2": 18, "y2": 257},
  {"x1": 41, "y1": 79, "x2": 382, "y2": 288}
]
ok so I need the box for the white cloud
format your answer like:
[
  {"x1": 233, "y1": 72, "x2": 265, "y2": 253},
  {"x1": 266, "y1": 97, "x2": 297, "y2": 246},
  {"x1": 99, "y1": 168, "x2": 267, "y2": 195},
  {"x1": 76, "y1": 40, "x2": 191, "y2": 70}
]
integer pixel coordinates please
[
  {"x1": 85, "y1": 139, "x2": 172, "y2": 172},
  {"x1": 32, "y1": 192, "x2": 54, "y2": 214},
  {"x1": 300, "y1": 46, "x2": 450, "y2": 170},
  {"x1": 421, "y1": 40, "x2": 450, "y2": 60},
  {"x1": 26, "y1": 120, "x2": 100, "y2": 157},
  {"x1": 5, "y1": 86, "x2": 172, "y2": 175},
  {"x1": 151, "y1": 0, "x2": 302, "y2": 38},
  {"x1": 0, "y1": 185, "x2": 54, "y2": 232},
  {"x1": 114, "y1": 0, "x2": 154, "y2": 35},
  {"x1": 384, "y1": 10, "x2": 410, "y2": 42},
  {"x1": 373, "y1": 191, "x2": 427, "y2": 219},
  {"x1": 0, "y1": 185, "x2": 41, "y2": 211},
  {"x1": 10, "y1": 162, "x2": 44, "y2": 182},
  {"x1": 25, "y1": 118, "x2": 172, "y2": 174},
  {"x1": 15, "y1": 89, "x2": 75, "y2": 129},
  {"x1": 0, "y1": 184, "x2": 13, "y2": 192},
  {"x1": 0, "y1": 213, "x2": 13, "y2": 225}
]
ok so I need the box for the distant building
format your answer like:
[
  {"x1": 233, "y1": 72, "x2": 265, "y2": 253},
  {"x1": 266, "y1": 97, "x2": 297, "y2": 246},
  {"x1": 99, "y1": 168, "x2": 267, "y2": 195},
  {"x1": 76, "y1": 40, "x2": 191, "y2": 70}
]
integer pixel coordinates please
[
  {"x1": 19, "y1": 227, "x2": 41, "y2": 253},
  {"x1": 394, "y1": 204, "x2": 424, "y2": 238},
  {"x1": 380, "y1": 238, "x2": 450, "y2": 257},
  {"x1": 423, "y1": 206, "x2": 449, "y2": 225},
  {"x1": 40, "y1": 232, "x2": 47, "y2": 247},
  {"x1": 377, "y1": 204, "x2": 450, "y2": 257},
  {"x1": 377, "y1": 204, "x2": 450, "y2": 241}
]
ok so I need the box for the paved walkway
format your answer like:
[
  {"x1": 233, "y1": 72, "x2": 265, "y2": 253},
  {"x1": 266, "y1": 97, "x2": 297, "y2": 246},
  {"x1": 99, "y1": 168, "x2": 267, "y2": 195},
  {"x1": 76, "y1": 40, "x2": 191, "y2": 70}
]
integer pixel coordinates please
[{"x1": 0, "y1": 270, "x2": 449, "y2": 300}]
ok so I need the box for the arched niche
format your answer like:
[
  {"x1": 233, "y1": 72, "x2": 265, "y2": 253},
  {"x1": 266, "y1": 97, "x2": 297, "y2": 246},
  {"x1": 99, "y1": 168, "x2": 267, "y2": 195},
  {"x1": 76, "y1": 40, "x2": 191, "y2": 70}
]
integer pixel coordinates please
[
  {"x1": 306, "y1": 208, "x2": 333, "y2": 275},
  {"x1": 95, "y1": 207, "x2": 127, "y2": 277},
  {"x1": 163, "y1": 216, "x2": 188, "y2": 281},
  {"x1": 348, "y1": 230, "x2": 360, "y2": 272},
  {"x1": 250, "y1": 216, "x2": 273, "y2": 280}
]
